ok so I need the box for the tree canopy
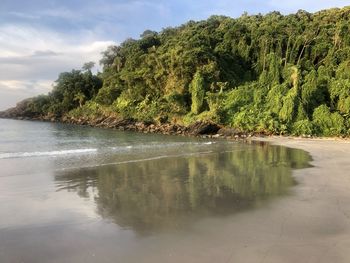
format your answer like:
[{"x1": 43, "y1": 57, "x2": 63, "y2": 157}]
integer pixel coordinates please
[{"x1": 9, "y1": 6, "x2": 350, "y2": 136}]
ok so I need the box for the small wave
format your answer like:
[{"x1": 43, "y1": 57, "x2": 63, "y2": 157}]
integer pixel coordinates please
[
  {"x1": 110, "y1": 145, "x2": 133, "y2": 151},
  {"x1": 59, "y1": 150, "x2": 215, "y2": 172},
  {"x1": 109, "y1": 141, "x2": 216, "y2": 152},
  {"x1": 0, "y1": 148, "x2": 97, "y2": 159}
]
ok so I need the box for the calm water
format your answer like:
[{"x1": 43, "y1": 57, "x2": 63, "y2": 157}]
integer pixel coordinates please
[{"x1": 0, "y1": 119, "x2": 311, "y2": 263}]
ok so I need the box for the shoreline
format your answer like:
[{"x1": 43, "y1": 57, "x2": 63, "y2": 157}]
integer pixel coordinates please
[
  {"x1": 152, "y1": 136, "x2": 350, "y2": 263},
  {"x1": 239, "y1": 136, "x2": 350, "y2": 262},
  {"x1": 3, "y1": 116, "x2": 349, "y2": 142},
  {"x1": 0, "y1": 115, "x2": 258, "y2": 139},
  {"x1": 2, "y1": 119, "x2": 350, "y2": 262}
]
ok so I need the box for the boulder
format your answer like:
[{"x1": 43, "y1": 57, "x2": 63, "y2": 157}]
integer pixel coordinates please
[
  {"x1": 187, "y1": 121, "x2": 221, "y2": 136},
  {"x1": 217, "y1": 127, "x2": 243, "y2": 137}
]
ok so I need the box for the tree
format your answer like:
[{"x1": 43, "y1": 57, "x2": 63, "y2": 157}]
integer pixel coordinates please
[
  {"x1": 74, "y1": 92, "x2": 86, "y2": 107},
  {"x1": 7, "y1": 6, "x2": 350, "y2": 136},
  {"x1": 100, "y1": 45, "x2": 121, "y2": 69},
  {"x1": 82, "y1": 61, "x2": 95, "y2": 71},
  {"x1": 190, "y1": 71, "x2": 206, "y2": 114}
]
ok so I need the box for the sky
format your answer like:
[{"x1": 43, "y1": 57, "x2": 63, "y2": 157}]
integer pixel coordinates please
[{"x1": 0, "y1": 0, "x2": 349, "y2": 110}]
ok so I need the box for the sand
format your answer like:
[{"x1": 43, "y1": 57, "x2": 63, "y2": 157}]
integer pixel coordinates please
[
  {"x1": 227, "y1": 136, "x2": 350, "y2": 263},
  {"x1": 2, "y1": 134, "x2": 350, "y2": 263},
  {"x1": 126, "y1": 137, "x2": 350, "y2": 263}
]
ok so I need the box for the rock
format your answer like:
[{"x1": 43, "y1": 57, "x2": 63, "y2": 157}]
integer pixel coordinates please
[
  {"x1": 187, "y1": 121, "x2": 221, "y2": 136},
  {"x1": 217, "y1": 127, "x2": 243, "y2": 137}
]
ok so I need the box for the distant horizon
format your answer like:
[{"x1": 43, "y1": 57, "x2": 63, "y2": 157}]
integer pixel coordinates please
[{"x1": 0, "y1": 0, "x2": 348, "y2": 110}]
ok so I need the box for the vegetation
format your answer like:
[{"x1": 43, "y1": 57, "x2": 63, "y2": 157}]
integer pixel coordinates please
[
  {"x1": 9, "y1": 6, "x2": 350, "y2": 136},
  {"x1": 21, "y1": 65, "x2": 102, "y2": 117}
]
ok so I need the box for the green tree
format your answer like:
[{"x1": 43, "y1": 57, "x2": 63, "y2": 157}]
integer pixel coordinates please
[{"x1": 189, "y1": 71, "x2": 206, "y2": 114}]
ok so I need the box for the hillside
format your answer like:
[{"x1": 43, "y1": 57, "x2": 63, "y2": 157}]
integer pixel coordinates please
[{"x1": 2, "y1": 6, "x2": 350, "y2": 136}]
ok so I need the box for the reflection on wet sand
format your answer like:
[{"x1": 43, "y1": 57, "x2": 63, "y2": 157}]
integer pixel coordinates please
[{"x1": 55, "y1": 144, "x2": 311, "y2": 234}]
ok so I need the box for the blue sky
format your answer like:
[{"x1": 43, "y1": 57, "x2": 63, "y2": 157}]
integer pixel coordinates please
[{"x1": 0, "y1": 0, "x2": 349, "y2": 110}]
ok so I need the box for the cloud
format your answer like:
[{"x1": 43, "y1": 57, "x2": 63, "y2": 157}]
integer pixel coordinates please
[
  {"x1": 0, "y1": 0, "x2": 348, "y2": 111},
  {"x1": 0, "y1": 80, "x2": 53, "y2": 110},
  {"x1": 37, "y1": 7, "x2": 80, "y2": 20},
  {"x1": 31, "y1": 50, "x2": 61, "y2": 57},
  {"x1": 8, "y1": 11, "x2": 40, "y2": 20},
  {"x1": 0, "y1": 24, "x2": 115, "y2": 110},
  {"x1": 0, "y1": 80, "x2": 52, "y2": 94}
]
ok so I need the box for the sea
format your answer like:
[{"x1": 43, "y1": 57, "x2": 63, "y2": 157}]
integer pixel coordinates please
[{"x1": 0, "y1": 118, "x2": 311, "y2": 263}]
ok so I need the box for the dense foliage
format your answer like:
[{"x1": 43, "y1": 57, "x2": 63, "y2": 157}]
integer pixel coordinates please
[
  {"x1": 20, "y1": 64, "x2": 102, "y2": 117},
  {"x1": 13, "y1": 7, "x2": 350, "y2": 136}
]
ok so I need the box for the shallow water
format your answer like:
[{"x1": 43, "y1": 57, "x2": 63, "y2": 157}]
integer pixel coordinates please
[{"x1": 0, "y1": 119, "x2": 312, "y2": 263}]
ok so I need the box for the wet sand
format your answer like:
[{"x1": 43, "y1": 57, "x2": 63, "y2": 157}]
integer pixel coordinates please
[
  {"x1": 225, "y1": 136, "x2": 350, "y2": 263},
  {"x1": 126, "y1": 137, "x2": 350, "y2": 263},
  {"x1": 1, "y1": 125, "x2": 350, "y2": 262}
]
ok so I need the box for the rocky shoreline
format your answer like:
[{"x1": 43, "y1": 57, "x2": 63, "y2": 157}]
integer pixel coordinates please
[{"x1": 0, "y1": 113, "x2": 254, "y2": 139}]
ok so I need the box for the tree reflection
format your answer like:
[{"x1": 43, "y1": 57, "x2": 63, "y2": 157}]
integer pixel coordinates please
[{"x1": 55, "y1": 144, "x2": 311, "y2": 234}]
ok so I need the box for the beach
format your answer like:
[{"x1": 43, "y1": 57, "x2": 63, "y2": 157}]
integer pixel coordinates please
[
  {"x1": 1, "y1": 118, "x2": 350, "y2": 263},
  {"x1": 121, "y1": 137, "x2": 350, "y2": 263},
  {"x1": 219, "y1": 137, "x2": 350, "y2": 263}
]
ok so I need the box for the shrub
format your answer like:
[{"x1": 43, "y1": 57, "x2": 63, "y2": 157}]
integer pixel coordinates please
[
  {"x1": 189, "y1": 71, "x2": 206, "y2": 114},
  {"x1": 291, "y1": 120, "x2": 315, "y2": 136},
  {"x1": 312, "y1": 105, "x2": 345, "y2": 136}
]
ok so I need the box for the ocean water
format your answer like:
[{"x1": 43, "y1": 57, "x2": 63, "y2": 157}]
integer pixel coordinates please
[{"x1": 0, "y1": 119, "x2": 311, "y2": 263}]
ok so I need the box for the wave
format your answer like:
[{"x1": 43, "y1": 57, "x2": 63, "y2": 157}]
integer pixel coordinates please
[
  {"x1": 109, "y1": 141, "x2": 216, "y2": 151},
  {"x1": 0, "y1": 148, "x2": 97, "y2": 159},
  {"x1": 59, "y1": 150, "x2": 215, "y2": 172},
  {"x1": 0, "y1": 141, "x2": 219, "y2": 160}
]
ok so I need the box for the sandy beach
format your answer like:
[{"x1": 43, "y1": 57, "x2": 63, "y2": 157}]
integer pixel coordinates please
[
  {"x1": 217, "y1": 137, "x2": 350, "y2": 263},
  {"x1": 1, "y1": 119, "x2": 350, "y2": 263},
  {"x1": 89, "y1": 137, "x2": 350, "y2": 263},
  {"x1": 124, "y1": 137, "x2": 350, "y2": 263}
]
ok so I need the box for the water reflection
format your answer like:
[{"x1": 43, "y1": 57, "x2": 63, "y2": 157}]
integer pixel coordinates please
[{"x1": 55, "y1": 143, "x2": 311, "y2": 234}]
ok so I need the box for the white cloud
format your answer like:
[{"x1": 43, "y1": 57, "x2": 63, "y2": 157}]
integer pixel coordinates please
[
  {"x1": 0, "y1": 24, "x2": 115, "y2": 110},
  {"x1": 38, "y1": 7, "x2": 81, "y2": 20},
  {"x1": 31, "y1": 50, "x2": 61, "y2": 57},
  {"x1": 8, "y1": 11, "x2": 40, "y2": 20},
  {"x1": 0, "y1": 0, "x2": 348, "y2": 111},
  {"x1": 0, "y1": 80, "x2": 52, "y2": 110},
  {"x1": 0, "y1": 80, "x2": 52, "y2": 93}
]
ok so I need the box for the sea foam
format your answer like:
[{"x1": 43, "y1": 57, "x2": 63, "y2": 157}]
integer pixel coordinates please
[{"x1": 0, "y1": 148, "x2": 97, "y2": 159}]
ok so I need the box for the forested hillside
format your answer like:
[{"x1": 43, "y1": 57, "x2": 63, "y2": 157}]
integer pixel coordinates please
[{"x1": 3, "y1": 7, "x2": 350, "y2": 136}]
